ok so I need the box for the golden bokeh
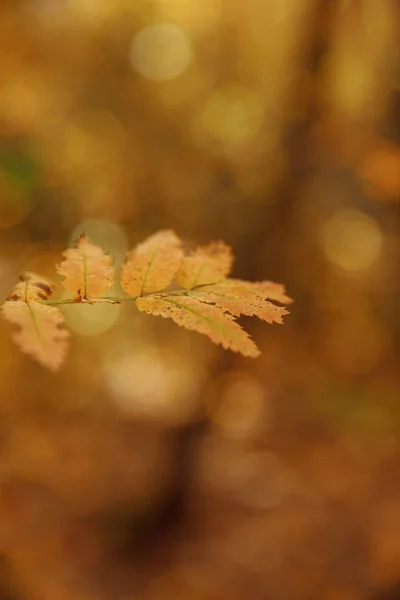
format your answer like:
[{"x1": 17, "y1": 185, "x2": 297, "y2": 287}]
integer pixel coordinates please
[
  {"x1": 204, "y1": 370, "x2": 271, "y2": 437},
  {"x1": 321, "y1": 208, "x2": 383, "y2": 273},
  {"x1": 64, "y1": 302, "x2": 122, "y2": 337},
  {"x1": 130, "y1": 23, "x2": 192, "y2": 82},
  {"x1": 193, "y1": 84, "x2": 263, "y2": 155}
]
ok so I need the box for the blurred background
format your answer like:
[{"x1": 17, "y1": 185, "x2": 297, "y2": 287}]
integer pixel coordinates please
[{"x1": 1, "y1": 1, "x2": 400, "y2": 599}]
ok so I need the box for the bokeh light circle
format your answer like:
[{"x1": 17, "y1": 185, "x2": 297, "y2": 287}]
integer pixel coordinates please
[
  {"x1": 130, "y1": 23, "x2": 192, "y2": 82},
  {"x1": 322, "y1": 208, "x2": 383, "y2": 273},
  {"x1": 193, "y1": 84, "x2": 263, "y2": 154},
  {"x1": 64, "y1": 302, "x2": 121, "y2": 337},
  {"x1": 104, "y1": 347, "x2": 202, "y2": 425},
  {"x1": 69, "y1": 218, "x2": 128, "y2": 266}
]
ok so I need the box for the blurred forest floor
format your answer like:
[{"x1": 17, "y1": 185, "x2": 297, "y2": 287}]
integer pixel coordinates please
[{"x1": 1, "y1": 1, "x2": 400, "y2": 599}]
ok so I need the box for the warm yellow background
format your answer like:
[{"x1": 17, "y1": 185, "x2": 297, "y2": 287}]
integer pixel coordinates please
[{"x1": 0, "y1": 1, "x2": 400, "y2": 599}]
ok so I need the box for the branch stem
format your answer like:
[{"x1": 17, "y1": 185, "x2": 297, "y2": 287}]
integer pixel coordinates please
[{"x1": 40, "y1": 289, "x2": 190, "y2": 306}]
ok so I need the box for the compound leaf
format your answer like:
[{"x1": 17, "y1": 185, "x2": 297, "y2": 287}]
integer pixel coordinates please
[{"x1": 1, "y1": 232, "x2": 292, "y2": 370}]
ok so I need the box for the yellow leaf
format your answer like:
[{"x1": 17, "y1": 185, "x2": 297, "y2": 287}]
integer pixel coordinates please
[
  {"x1": 136, "y1": 294, "x2": 260, "y2": 357},
  {"x1": 177, "y1": 241, "x2": 233, "y2": 289},
  {"x1": 56, "y1": 233, "x2": 114, "y2": 299},
  {"x1": 121, "y1": 230, "x2": 183, "y2": 297},
  {"x1": 7, "y1": 271, "x2": 54, "y2": 303},
  {"x1": 2, "y1": 300, "x2": 69, "y2": 371},
  {"x1": 190, "y1": 279, "x2": 291, "y2": 324},
  {"x1": 247, "y1": 280, "x2": 293, "y2": 305}
]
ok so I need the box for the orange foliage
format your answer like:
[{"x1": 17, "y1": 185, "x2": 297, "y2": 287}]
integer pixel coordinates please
[
  {"x1": 56, "y1": 233, "x2": 115, "y2": 300},
  {"x1": 136, "y1": 294, "x2": 260, "y2": 357},
  {"x1": 121, "y1": 230, "x2": 183, "y2": 296},
  {"x1": 2, "y1": 273, "x2": 69, "y2": 371},
  {"x1": 177, "y1": 241, "x2": 233, "y2": 289},
  {"x1": 1, "y1": 231, "x2": 291, "y2": 369}
]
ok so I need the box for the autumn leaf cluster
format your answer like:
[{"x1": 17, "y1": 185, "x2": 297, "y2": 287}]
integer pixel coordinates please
[{"x1": 1, "y1": 230, "x2": 292, "y2": 371}]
